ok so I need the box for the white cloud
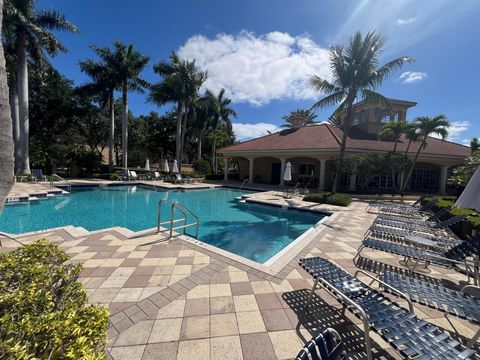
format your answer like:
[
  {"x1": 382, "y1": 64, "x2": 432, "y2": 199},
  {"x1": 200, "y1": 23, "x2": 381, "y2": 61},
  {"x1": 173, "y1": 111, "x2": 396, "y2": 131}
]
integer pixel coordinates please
[
  {"x1": 397, "y1": 17, "x2": 416, "y2": 25},
  {"x1": 430, "y1": 121, "x2": 470, "y2": 141},
  {"x1": 399, "y1": 71, "x2": 428, "y2": 84},
  {"x1": 232, "y1": 122, "x2": 280, "y2": 141},
  {"x1": 178, "y1": 31, "x2": 330, "y2": 106}
]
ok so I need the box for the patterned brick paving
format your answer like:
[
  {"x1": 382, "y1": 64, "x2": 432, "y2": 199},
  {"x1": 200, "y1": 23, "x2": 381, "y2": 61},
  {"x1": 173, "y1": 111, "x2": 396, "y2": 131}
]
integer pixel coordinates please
[{"x1": 2, "y1": 201, "x2": 477, "y2": 360}]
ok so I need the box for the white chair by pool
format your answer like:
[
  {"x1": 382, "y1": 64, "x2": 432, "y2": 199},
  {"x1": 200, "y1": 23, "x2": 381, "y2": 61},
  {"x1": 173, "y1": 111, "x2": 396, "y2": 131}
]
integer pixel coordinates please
[
  {"x1": 129, "y1": 170, "x2": 139, "y2": 181},
  {"x1": 153, "y1": 171, "x2": 162, "y2": 180}
]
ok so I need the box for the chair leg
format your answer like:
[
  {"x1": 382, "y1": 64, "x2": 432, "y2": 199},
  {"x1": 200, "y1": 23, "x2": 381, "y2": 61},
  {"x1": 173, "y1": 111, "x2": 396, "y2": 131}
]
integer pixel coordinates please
[
  {"x1": 353, "y1": 245, "x2": 364, "y2": 264},
  {"x1": 362, "y1": 318, "x2": 373, "y2": 360},
  {"x1": 467, "y1": 327, "x2": 480, "y2": 348}
]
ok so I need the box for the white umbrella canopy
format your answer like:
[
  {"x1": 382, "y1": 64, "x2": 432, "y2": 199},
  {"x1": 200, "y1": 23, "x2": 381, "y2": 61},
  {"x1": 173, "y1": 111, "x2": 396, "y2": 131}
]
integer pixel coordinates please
[
  {"x1": 145, "y1": 159, "x2": 150, "y2": 171},
  {"x1": 283, "y1": 162, "x2": 292, "y2": 182},
  {"x1": 163, "y1": 159, "x2": 169, "y2": 173},
  {"x1": 455, "y1": 166, "x2": 480, "y2": 211},
  {"x1": 172, "y1": 160, "x2": 179, "y2": 174}
]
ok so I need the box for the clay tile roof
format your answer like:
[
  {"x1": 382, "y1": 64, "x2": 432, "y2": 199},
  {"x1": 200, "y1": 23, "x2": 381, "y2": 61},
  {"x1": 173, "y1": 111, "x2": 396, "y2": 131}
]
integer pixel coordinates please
[{"x1": 219, "y1": 123, "x2": 471, "y2": 158}]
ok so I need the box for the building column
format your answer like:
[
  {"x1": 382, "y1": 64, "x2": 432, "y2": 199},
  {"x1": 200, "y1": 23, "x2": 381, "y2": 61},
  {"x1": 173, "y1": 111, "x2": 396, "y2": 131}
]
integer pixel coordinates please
[
  {"x1": 349, "y1": 162, "x2": 357, "y2": 192},
  {"x1": 318, "y1": 159, "x2": 326, "y2": 191},
  {"x1": 279, "y1": 158, "x2": 286, "y2": 186},
  {"x1": 223, "y1": 158, "x2": 229, "y2": 181},
  {"x1": 248, "y1": 158, "x2": 254, "y2": 183},
  {"x1": 439, "y1": 165, "x2": 449, "y2": 194}
]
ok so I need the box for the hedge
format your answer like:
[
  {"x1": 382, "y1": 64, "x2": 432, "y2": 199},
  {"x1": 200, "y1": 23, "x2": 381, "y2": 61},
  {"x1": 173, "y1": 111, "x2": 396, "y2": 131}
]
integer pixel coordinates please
[
  {"x1": 303, "y1": 192, "x2": 352, "y2": 207},
  {"x1": 421, "y1": 196, "x2": 480, "y2": 238},
  {"x1": 0, "y1": 240, "x2": 109, "y2": 359}
]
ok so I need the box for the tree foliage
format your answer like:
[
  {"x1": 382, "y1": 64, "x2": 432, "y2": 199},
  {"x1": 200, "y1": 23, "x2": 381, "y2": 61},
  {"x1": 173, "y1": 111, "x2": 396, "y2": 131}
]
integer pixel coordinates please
[{"x1": 449, "y1": 151, "x2": 480, "y2": 186}]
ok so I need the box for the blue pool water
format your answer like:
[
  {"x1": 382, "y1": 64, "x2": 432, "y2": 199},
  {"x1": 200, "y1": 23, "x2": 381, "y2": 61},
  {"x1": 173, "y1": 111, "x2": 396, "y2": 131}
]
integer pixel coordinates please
[{"x1": 0, "y1": 186, "x2": 323, "y2": 263}]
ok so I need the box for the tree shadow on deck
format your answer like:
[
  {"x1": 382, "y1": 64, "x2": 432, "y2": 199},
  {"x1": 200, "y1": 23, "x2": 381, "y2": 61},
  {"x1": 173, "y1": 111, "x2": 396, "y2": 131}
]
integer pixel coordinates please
[{"x1": 282, "y1": 289, "x2": 396, "y2": 360}]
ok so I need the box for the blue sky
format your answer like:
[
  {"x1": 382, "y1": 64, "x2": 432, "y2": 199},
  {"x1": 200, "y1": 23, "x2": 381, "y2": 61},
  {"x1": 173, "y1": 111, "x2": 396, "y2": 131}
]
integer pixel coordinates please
[{"x1": 39, "y1": 0, "x2": 480, "y2": 143}]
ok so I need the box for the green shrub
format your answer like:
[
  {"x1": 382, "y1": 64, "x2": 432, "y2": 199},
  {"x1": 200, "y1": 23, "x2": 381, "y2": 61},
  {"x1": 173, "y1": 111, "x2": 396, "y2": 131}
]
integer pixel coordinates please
[
  {"x1": 303, "y1": 192, "x2": 352, "y2": 206},
  {"x1": 421, "y1": 196, "x2": 480, "y2": 238},
  {"x1": 192, "y1": 159, "x2": 211, "y2": 175},
  {"x1": 0, "y1": 240, "x2": 109, "y2": 360}
]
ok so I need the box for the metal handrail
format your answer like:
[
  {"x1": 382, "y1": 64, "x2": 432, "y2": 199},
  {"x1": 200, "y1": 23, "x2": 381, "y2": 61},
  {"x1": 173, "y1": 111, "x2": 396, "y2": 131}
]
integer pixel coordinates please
[
  {"x1": 0, "y1": 232, "x2": 24, "y2": 248},
  {"x1": 239, "y1": 179, "x2": 248, "y2": 190},
  {"x1": 157, "y1": 199, "x2": 199, "y2": 239},
  {"x1": 49, "y1": 174, "x2": 72, "y2": 193}
]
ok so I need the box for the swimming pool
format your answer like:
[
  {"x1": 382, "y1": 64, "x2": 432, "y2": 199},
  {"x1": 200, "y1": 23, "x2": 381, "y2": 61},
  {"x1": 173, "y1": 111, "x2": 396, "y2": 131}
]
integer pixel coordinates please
[{"x1": 0, "y1": 186, "x2": 323, "y2": 263}]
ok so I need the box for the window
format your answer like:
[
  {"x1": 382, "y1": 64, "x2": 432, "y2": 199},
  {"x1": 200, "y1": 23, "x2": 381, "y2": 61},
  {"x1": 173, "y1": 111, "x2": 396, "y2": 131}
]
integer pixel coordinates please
[
  {"x1": 352, "y1": 111, "x2": 364, "y2": 126},
  {"x1": 299, "y1": 163, "x2": 315, "y2": 176},
  {"x1": 410, "y1": 168, "x2": 439, "y2": 191}
]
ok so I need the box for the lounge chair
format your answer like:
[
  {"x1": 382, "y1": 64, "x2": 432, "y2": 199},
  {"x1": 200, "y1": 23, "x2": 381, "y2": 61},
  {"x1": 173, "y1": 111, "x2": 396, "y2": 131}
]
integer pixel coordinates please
[
  {"x1": 373, "y1": 214, "x2": 467, "y2": 235},
  {"x1": 377, "y1": 199, "x2": 439, "y2": 217},
  {"x1": 379, "y1": 270, "x2": 480, "y2": 348},
  {"x1": 32, "y1": 169, "x2": 47, "y2": 182},
  {"x1": 377, "y1": 206, "x2": 453, "y2": 226},
  {"x1": 174, "y1": 173, "x2": 186, "y2": 184},
  {"x1": 152, "y1": 171, "x2": 162, "y2": 180},
  {"x1": 295, "y1": 328, "x2": 346, "y2": 360},
  {"x1": 298, "y1": 257, "x2": 476, "y2": 360},
  {"x1": 355, "y1": 237, "x2": 480, "y2": 281}
]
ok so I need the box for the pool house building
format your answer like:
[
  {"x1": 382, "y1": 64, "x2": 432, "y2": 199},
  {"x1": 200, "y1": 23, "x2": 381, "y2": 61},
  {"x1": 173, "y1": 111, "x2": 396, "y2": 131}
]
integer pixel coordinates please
[{"x1": 219, "y1": 99, "x2": 471, "y2": 194}]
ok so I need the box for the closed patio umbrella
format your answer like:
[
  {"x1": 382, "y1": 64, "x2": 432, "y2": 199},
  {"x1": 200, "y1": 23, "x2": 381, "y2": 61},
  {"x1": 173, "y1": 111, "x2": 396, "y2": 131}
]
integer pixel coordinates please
[
  {"x1": 145, "y1": 159, "x2": 150, "y2": 171},
  {"x1": 455, "y1": 165, "x2": 480, "y2": 211},
  {"x1": 172, "y1": 160, "x2": 179, "y2": 174},
  {"x1": 163, "y1": 159, "x2": 169, "y2": 173},
  {"x1": 283, "y1": 162, "x2": 292, "y2": 182}
]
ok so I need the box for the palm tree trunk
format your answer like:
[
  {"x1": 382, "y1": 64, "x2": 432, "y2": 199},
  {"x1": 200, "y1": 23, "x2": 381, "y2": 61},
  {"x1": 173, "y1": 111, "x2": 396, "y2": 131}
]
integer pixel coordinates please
[
  {"x1": 211, "y1": 138, "x2": 217, "y2": 173},
  {"x1": 393, "y1": 139, "x2": 398, "y2": 152},
  {"x1": 197, "y1": 135, "x2": 202, "y2": 160},
  {"x1": 0, "y1": 0, "x2": 15, "y2": 212},
  {"x1": 332, "y1": 98, "x2": 354, "y2": 193},
  {"x1": 402, "y1": 137, "x2": 425, "y2": 192},
  {"x1": 121, "y1": 84, "x2": 128, "y2": 173},
  {"x1": 175, "y1": 103, "x2": 182, "y2": 172},
  {"x1": 16, "y1": 30, "x2": 30, "y2": 174},
  {"x1": 179, "y1": 107, "x2": 189, "y2": 173},
  {"x1": 9, "y1": 83, "x2": 19, "y2": 173},
  {"x1": 108, "y1": 91, "x2": 115, "y2": 173}
]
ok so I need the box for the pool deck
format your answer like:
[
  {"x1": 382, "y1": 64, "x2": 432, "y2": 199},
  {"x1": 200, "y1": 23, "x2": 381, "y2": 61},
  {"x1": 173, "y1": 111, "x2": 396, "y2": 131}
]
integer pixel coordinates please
[{"x1": 2, "y1": 181, "x2": 478, "y2": 359}]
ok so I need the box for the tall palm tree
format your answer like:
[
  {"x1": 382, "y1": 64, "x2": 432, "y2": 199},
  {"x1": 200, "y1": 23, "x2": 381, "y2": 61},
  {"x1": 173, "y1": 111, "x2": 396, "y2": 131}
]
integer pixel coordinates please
[
  {"x1": 378, "y1": 120, "x2": 407, "y2": 152},
  {"x1": 148, "y1": 52, "x2": 206, "y2": 172},
  {"x1": 470, "y1": 137, "x2": 480, "y2": 154},
  {"x1": 4, "y1": 0, "x2": 77, "y2": 174},
  {"x1": 206, "y1": 88, "x2": 237, "y2": 173},
  {"x1": 281, "y1": 109, "x2": 317, "y2": 128},
  {"x1": 79, "y1": 45, "x2": 121, "y2": 172},
  {"x1": 111, "y1": 41, "x2": 149, "y2": 172},
  {"x1": 404, "y1": 122, "x2": 420, "y2": 155},
  {"x1": 2, "y1": 22, "x2": 19, "y2": 172},
  {"x1": 402, "y1": 115, "x2": 450, "y2": 192},
  {"x1": 0, "y1": 0, "x2": 14, "y2": 212},
  {"x1": 309, "y1": 31, "x2": 413, "y2": 192}
]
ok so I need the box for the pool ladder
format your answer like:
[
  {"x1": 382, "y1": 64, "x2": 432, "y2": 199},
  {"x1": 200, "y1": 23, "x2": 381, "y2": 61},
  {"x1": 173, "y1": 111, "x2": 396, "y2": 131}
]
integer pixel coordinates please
[{"x1": 157, "y1": 199, "x2": 199, "y2": 239}]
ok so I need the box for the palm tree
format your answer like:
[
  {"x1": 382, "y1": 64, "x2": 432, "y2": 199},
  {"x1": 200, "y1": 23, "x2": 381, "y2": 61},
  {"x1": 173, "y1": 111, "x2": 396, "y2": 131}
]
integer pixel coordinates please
[
  {"x1": 111, "y1": 41, "x2": 149, "y2": 172},
  {"x1": 206, "y1": 89, "x2": 237, "y2": 173},
  {"x1": 148, "y1": 52, "x2": 206, "y2": 172},
  {"x1": 4, "y1": 0, "x2": 77, "y2": 174},
  {"x1": 470, "y1": 137, "x2": 480, "y2": 154},
  {"x1": 309, "y1": 31, "x2": 413, "y2": 192},
  {"x1": 402, "y1": 115, "x2": 450, "y2": 192},
  {"x1": 404, "y1": 122, "x2": 420, "y2": 155},
  {"x1": 79, "y1": 45, "x2": 121, "y2": 172},
  {"x1": 0, "y1": 0, "x2": 14, "y2": 211},
  {"x1": 378, "y1": 120, "x2": 407, "y2": 152},
  {"x1": 281, "y1": 109, "x2": 317, "y2": 128},
  {"x1": 2, "y1": 23, "x2": 19, "y2": 172}
]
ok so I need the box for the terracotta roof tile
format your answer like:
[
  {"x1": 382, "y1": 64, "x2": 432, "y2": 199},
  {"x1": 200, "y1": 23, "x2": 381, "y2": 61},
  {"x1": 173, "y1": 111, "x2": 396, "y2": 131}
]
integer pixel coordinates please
[{"x1": 220, "y1": 124, "x2": 470, "y2": 158}]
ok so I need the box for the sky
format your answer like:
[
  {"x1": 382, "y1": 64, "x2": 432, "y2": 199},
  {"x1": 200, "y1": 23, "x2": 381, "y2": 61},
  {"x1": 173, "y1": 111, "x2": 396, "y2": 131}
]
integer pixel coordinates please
[{"x1": 38, "y1": 0, "x2": 480, "y2": 143}]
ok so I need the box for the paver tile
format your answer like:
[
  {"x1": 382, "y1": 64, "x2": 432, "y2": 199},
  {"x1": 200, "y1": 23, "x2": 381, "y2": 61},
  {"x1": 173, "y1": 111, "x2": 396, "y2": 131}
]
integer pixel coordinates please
[
  {"x1": 149, "y1": 318, "x2": 183, "y2": 343},
  {"x1": 177, "y1": 339, "x2": 210, "y2": 360},
  {"x1": 211, "y1": 335, "x2": 243, "y2": 360}
]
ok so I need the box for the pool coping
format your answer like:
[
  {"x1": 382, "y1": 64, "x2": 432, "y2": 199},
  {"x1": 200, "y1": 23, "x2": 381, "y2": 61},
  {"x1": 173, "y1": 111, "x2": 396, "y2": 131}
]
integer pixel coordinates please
[{"x1": 2, "y1": 182, "x2": 341, "y2": 276}]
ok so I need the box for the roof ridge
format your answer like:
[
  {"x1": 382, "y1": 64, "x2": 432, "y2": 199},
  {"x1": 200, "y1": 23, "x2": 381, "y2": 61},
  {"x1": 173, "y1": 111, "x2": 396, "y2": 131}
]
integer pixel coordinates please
[
  {"x1": 325, "y1": 124, "x2": 342, "y2": 145},
  {"x1": 425, "y1": 135, "x2": 471, "y2": 149},
  {"x1": 218, "y1": 127, "x2": 280, "y2": 151}
]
